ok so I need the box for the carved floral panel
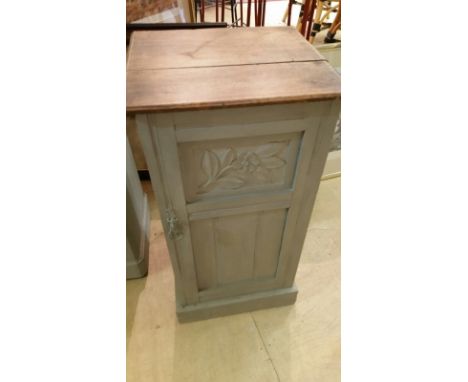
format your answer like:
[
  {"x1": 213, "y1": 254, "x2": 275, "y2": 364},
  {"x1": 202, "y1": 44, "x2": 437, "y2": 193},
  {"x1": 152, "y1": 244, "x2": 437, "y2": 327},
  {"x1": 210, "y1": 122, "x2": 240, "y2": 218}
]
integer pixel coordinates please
[
  {"x1": 178, "y1": 132, "x2": 301, "y2": 202},
  {"x1": 197, "y1": 141, "x2": 289, "y2": 195}
]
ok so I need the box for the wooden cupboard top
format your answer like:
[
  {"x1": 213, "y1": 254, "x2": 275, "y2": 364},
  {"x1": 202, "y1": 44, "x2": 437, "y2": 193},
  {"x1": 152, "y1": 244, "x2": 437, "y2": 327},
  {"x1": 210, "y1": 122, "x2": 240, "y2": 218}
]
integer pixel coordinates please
[
  {"x1": 127, "y1": 27, "x2": 323, "y2": 70},
  {"x1": 127, "y1": 27, "x2": 341, "y2": 113}
]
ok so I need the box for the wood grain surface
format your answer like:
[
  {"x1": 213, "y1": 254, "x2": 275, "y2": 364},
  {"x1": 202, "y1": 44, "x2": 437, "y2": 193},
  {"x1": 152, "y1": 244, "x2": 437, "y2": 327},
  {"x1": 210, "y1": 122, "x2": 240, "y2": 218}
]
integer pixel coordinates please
[
  {"x1": 127, "y1": 27, "x2": 341, "y2": 113},
  {"x1": 127, "y1": 60, "x2": 340, "y2": 112},
  {"x1": 127, "y1": 27, "x2": 325, "y2": 70}
]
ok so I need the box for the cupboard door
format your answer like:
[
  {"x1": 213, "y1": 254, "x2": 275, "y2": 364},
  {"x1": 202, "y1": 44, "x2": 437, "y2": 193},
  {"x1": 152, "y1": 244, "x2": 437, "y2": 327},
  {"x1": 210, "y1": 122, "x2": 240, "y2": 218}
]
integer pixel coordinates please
[
  {"x1": 139, "y1": 100, "x2": 339, "y2": 305},
  {"x1": 175, "y1": 118, "x2": 321, "y2": 302}
]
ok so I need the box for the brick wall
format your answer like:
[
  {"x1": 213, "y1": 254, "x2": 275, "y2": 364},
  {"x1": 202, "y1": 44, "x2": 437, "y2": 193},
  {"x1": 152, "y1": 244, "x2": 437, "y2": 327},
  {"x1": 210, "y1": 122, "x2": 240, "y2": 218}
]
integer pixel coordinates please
[{"x1": 127, "y1": 0, "x2": 180, "y2": 23}]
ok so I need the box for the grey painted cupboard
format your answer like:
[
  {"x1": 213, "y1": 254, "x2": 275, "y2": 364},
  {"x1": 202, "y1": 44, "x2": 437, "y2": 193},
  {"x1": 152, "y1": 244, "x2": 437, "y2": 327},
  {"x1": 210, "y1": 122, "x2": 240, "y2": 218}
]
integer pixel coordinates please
[{"x1": 126, "y1": 27, "x2": 341, "y2": 322}]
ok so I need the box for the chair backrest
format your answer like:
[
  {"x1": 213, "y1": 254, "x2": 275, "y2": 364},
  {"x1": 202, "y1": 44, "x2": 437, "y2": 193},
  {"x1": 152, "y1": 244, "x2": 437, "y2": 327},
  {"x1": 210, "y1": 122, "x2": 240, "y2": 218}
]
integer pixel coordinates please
[{"x1": 197, "y1": 0, "x2": 267, "y2": 27}]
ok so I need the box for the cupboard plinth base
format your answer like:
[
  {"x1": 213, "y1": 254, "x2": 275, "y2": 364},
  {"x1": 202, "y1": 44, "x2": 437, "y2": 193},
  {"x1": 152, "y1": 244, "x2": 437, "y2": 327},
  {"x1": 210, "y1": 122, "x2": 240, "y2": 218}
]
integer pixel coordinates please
[{"x1": 176, "y1": 284, "x2": 298, "y2": 323}]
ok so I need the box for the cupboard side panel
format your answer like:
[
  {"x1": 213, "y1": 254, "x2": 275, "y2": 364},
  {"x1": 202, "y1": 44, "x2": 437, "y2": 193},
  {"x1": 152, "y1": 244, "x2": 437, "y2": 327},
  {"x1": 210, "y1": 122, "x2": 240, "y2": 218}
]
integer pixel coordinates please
[{"x1": 281, "y1": 99, "x2": 341, "y2": 287}]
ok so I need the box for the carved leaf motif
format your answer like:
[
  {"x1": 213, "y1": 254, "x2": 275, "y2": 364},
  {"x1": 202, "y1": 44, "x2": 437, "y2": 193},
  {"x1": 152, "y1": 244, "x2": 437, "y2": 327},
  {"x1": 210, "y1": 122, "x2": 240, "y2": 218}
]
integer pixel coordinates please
[
  {"x1": 216, "y1": 176, "x2": 245, "y2": 189},
  {"x1": 198, "y1": 141, "x2": 289, "y2": 193},
  {"x1": 218, "y1": 165, "x2": 236, "y2": 177},
  {"x1": 260, "y1": 156, "x2": 286, "y2": 169},
  {"x1": 201, "y1": 150, "x2": 220, "y2": 180},
  {"x1": 221, "y1": 148, "x2": 236, "y2": 168},
  {"x1": 255, "y1": 142, "x2": 287, "y2": 158}
]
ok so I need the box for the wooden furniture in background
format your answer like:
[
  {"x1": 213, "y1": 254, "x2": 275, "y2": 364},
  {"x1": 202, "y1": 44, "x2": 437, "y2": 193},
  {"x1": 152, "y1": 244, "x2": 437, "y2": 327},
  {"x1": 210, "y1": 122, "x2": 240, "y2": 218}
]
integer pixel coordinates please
[
  {"x1": 324, "y1": 0, "x2": 340, "y2": 42},
  {"x1": 197, "y1": 0, "x2": 266, "y2": 26},
  {"x1": 309, "y1": 0, "x2": 340, "y2": 42},
  {"x1": 127, "y1": 27, "x2": 340, "y2": 321},
  {"x1": 127, "y1": 0, "x2": 174, "y2": 23},
  {"x1": 285, "y1": 0, "x2": 341, "y2": 42},
  {"x1": 126, "y1": 21, "x2": 228, "y2": 44}
]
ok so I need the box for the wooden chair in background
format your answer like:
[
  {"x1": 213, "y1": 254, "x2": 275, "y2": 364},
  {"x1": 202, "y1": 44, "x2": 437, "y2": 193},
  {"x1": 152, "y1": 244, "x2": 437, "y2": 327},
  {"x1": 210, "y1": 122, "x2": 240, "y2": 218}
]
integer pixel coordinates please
[
  {"x1": 285, "y1": 0, "x2": 341, "y2": 43},
  {"x1": 308, "y1": 0, "x2": 340, "y2": 43},
  {"x1": 324, "y1": 0, "x2": 340, "y2": 43},
  {"x1": 197, "y1": 0, "x2": 267, "y2": 27},
  {"x1": 192, "y1": 0, "x2": 340, "y2": 39}
]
